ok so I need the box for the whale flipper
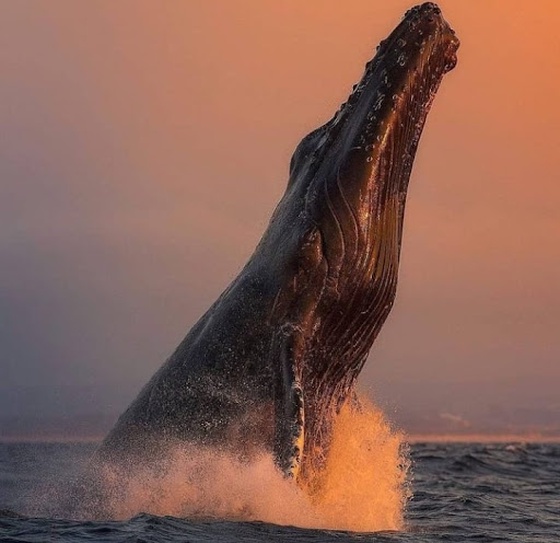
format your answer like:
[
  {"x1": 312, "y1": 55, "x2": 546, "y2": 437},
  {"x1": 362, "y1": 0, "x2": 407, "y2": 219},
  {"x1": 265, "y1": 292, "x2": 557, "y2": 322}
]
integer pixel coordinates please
[{"x1": 273, "y1": 329, "x2": 306, "y2": 477}]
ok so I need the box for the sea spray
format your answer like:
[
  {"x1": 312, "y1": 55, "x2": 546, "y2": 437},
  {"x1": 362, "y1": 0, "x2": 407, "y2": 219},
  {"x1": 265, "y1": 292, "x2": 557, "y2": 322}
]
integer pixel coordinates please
[
  {"x1": 67, "y1": 399, "x2": 409, "y2": 532},
  {"x1": 312, "y1": 398, "x2": 410, "y2": 531}
]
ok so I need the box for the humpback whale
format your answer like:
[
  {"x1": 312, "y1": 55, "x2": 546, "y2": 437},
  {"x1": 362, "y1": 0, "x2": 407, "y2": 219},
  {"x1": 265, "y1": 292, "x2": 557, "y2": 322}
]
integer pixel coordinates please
[{"x1": 94, "y1": 2, "x2": 459, "y2": 495}]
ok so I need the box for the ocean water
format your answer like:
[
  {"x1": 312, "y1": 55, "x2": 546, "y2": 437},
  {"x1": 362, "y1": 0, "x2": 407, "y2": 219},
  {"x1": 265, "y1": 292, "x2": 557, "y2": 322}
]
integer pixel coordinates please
[{"x1": 1, "y1": 440, "x2": 559, "y2": 542}]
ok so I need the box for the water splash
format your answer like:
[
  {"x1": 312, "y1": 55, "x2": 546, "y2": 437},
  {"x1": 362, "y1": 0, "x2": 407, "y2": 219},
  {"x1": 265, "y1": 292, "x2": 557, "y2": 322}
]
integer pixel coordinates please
[
  {"x1": 51, "y1": 399, "x2": 409, "y2": 532},
  {"x1": 310, "y1": 398, "x2": 411, "y2": 531}
]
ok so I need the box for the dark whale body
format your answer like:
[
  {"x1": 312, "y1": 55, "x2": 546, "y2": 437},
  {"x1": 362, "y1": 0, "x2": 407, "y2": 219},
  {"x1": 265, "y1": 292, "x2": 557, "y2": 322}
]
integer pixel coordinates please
[{"x1": 95, "y1": 3, "x2": 459, "y2": 493}]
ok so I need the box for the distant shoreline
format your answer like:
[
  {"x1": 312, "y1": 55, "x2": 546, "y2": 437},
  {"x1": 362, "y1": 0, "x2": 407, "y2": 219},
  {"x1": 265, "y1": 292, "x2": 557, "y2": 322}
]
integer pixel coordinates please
[
  {"x1": 0, "y1": 435, "x2": 104, "y2": 444},
  {"x1": 406, "y1": 433, "x2": 560, "y2": 444},
  {"x1": 2, "y1": 433, "x2": 560, "y2": 444}
]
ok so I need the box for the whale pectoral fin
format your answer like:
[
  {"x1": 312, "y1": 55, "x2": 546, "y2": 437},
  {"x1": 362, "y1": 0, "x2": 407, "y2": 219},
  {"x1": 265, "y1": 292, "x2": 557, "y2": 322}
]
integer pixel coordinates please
[{"x1": 273, "y1": 330, "x2": 305, "y2": 479}]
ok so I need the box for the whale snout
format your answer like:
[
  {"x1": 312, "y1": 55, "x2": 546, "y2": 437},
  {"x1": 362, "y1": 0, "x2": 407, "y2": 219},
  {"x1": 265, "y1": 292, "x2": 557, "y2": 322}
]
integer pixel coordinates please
[{"x1": 402, "y1": 2, "x2": 460, "y2": 73}]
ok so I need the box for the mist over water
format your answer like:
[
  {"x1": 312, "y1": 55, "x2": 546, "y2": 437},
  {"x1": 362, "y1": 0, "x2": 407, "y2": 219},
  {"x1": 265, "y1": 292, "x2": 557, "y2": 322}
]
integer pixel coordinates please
[{"x1": 39, "y1": 401, "x2": 408, "y2": 532}]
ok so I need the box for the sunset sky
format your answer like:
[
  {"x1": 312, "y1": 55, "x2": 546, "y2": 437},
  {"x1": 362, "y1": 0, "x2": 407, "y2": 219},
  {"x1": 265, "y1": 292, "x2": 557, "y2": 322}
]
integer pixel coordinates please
[{"x1": 2, "y1": 1, "x2": 559, "y2": 435}]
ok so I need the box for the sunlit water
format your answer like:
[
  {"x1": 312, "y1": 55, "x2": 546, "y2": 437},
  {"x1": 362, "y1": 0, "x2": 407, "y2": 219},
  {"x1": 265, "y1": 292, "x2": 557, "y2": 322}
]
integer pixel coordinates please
[{"x1": 1, "y1": 437, "x2": 559, "y2": 541}]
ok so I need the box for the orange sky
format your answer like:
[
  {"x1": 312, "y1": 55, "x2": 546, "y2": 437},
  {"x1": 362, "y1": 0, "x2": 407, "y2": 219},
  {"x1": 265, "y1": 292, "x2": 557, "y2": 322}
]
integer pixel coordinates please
[{"x1": 2, "y1": 2, "x2": 559, "y2": 431}]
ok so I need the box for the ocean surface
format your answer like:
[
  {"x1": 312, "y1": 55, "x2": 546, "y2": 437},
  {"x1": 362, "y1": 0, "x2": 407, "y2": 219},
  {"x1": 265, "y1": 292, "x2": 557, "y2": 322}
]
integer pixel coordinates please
[{"x1": 0, "y1": 441, "x2": 559, "y2": 542}]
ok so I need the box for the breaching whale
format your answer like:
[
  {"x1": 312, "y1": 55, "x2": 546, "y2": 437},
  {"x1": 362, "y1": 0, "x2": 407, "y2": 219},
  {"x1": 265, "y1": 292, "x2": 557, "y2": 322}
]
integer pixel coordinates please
[{"x1": 94, "y1": 2, "x2": 459, "y2": 493}]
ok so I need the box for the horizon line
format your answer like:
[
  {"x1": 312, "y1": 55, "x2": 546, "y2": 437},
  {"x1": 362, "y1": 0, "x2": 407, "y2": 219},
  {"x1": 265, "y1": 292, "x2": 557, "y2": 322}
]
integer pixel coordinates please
[{"x1": 2, "y1": 433, "x2": 560, "y2": 445}]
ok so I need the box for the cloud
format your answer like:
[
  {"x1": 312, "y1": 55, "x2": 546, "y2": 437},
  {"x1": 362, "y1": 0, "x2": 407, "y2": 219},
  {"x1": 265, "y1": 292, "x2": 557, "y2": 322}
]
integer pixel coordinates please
[{"x1": 439, "y1": 412, "x2": 471, "y2": 429}]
